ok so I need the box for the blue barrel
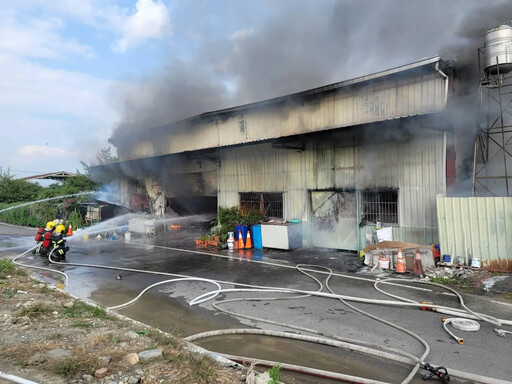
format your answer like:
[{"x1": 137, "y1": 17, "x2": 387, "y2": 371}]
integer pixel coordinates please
[{"x1": 252, "y1": 224, "x2": 263, "y2": 249}]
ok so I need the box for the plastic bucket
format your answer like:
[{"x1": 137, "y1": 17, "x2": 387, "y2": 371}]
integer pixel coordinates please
[
  {"x1": 443, "y1": 254, "x2": 451, "y2": 263},
  {"x1": 471, "y1": 257, "x2": 481, "y2": 268},
  {"x1": 125, "y1": 232, "x2": 131, "y2": 242},
  {"x1": 378, "y1": 257, "x2": 390, "y2": 269}
]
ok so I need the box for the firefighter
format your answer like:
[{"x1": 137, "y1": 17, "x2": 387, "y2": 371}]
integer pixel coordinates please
[
  {"x1": 50, "y1": 224, "x2": 69, "y2": 261},
  {"x1": 32, "y1": 227, "x2": 45, "y2": 254},
  {"x1": 37, "y1": 221, "x2": 55, "y2": 256}
]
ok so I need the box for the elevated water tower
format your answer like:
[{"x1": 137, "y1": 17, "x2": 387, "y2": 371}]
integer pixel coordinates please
[{"x1": 473, "y1": 23, "x2": 512, "y2": 196}]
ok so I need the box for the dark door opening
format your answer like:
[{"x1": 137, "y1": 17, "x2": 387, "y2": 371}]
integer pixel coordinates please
[{"x1": 167, "y1": 196, "x2": 217, "y2": 216}]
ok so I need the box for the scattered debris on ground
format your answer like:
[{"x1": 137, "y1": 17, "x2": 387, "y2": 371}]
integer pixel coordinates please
[
  {"x1": 0, "y1": 262, "x2": 248, "y2": 384},
  {"x1": 427, "y1": 267, "x2": 512, "y2": 301}
]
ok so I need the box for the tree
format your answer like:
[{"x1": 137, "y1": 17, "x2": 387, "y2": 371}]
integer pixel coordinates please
[
  {"x1": 80, "y1": 146, "x2": 118, "y2": 175},
  {"x1": 0, "y1": 170, "x2": 42, "y2": 203}
]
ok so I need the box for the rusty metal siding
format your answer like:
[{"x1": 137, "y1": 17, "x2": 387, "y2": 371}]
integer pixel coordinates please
[{"x1": 437, "y1": 197, "x2": 512, "y2": 271}]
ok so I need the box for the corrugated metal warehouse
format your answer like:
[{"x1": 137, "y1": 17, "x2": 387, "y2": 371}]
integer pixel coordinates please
[{"x1": 100, "y1": 56, "x2": 453, "y2": 252}]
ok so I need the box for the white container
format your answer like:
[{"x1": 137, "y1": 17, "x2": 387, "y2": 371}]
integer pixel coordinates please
[
  {"x1": 125, "y1": 232, "x2": 131, "y2": 242},
  {"x1": 471, "y1": 257, "x2": 481, "y2": 268},
  {"x1": 378, "y1": 257, "x2": 390, "y2": 269}
]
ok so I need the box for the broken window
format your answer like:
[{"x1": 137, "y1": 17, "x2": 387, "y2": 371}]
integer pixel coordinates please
[
  {"x1": 240, "y1": 192, "x2": 283, "y2": 218},
  {"x1": 361, "y1": 190, "x2": 398, "y2": 225}
]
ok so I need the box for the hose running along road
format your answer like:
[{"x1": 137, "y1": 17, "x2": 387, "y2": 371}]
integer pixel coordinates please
[{"x1": 10, "y1": 239, "x2": 512, "y2": 384}]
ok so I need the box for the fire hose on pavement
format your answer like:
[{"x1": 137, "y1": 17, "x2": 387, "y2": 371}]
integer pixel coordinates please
[{"x1": 8, "y1": 239, "x2": 512, "y2": 384}]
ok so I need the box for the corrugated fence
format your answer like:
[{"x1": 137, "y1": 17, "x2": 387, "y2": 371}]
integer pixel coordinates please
[{"x1": 436, "y1": 196, "x2": 512, "y2": 271}]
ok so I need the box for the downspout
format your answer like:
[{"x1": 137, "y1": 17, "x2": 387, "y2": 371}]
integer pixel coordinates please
[{"x1": 435, "y1": 62, "x2": 449, "y2": 108}]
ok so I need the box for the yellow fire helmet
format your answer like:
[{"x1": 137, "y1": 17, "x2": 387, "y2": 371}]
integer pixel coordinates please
[
  {"x1": 55, "y1": 224, "x2": 66, "y2": 234},
  {"x1": 46, "y1": 221, "x2": 56, "y2": 229}
]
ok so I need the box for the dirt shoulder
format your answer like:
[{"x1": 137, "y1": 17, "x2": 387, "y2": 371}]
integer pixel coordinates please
[{"x1": 0, "y1": 262, "x2": 247, "y2": 384}]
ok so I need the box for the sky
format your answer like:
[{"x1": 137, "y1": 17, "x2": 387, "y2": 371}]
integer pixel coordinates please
[{"x1": 1, "y1": 0, "x2": 511, "y2": 179}]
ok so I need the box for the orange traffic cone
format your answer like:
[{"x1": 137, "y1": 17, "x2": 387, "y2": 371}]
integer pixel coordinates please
[
  {"x1": 413, "y1": 250, "x2": 424, "y2": 276},
  {"x1": 245, "y1": 231, "x2": 253, "y2": 248},
  {"x1": 67, "y1": 223, "x2": 73, "y2": 236},
  {"x1": 395, "y1": 248, "x2": 406, "y2": 273},
  {"x1": 237, "y1": 229, "x2": 245, "y2": 249}
]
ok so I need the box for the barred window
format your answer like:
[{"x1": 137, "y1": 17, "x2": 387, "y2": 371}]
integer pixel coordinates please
[
  {"x1": 361, "y1": 190, "x2": 398, "y2": 225},
  {"x1": 240, "y1": 192, "x2": 283, "y2": 218}
]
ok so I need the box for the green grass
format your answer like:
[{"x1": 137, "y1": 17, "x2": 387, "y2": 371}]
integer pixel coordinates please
[
  {"x1": 0, "y1": 259, "x2": 15, "y2": 274},
  {"x1": 3, "y1": 288, "x2": 15, "y2": 298},
  {"x1": 63, "y1": 301, "x2": 114, "y2": 320},
  {"x1": 110, "y1": 335, "x2": 121, "y2": 344},
  {"x1": 430, "y1": 276, "x2": 456, "y2": 285},
  {"x1": 268, "y1": 362, "x2": 281, "y2": 384},
  {"x1": 136, "y1": 329, "x2": 151, "y2": 337}
]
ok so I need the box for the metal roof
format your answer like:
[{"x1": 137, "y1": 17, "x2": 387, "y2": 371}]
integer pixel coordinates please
[
  {"x1": 110, "y1": 56, "x2": 445, "y2": 144},
  {"x1": 20, "y1": 171, "x2": 77, "y2": 181}
]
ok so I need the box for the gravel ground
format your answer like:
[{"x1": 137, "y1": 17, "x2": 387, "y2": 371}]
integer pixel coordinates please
[{"x1": 0, "y1": 266, "x2": 248, "y2": 384}]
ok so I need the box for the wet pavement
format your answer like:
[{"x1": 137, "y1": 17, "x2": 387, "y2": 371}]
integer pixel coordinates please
[{"x1": 1, "y1": 222, "x2": 512, "y2": 383}]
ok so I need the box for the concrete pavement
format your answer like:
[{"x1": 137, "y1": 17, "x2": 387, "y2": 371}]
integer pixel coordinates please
[{"x1": 1, "y1": 223, "x2": 512, "y2": 383}]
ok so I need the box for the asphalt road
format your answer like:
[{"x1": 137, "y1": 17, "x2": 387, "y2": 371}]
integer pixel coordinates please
[{"x1": 1, "y1": 222, "x2": 512, "y2": 384}]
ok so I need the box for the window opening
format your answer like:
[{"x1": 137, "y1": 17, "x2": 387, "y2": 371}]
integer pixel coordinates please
[
  {"x1": 240, "y1": 192, "x2": 283, "y2": 218},
  {"x1": 361, "y1": 190, "x2": 398, "y2": 224}
]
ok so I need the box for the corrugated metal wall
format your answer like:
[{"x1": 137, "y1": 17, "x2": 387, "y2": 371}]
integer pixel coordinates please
[
  {"x1": 124, "y1": 71, "x2": 447, "y2": 160},
  {"x1": 437, "y1": 197, "x2": 512, "y2": 271},
  {"x1": 219, "y1": 128, "x2": 445, "y2": 248}
]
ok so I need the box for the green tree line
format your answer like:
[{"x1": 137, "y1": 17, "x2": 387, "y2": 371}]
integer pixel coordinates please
[{"x1": 0, "y1": 170, "x2": 98, "y2": 228}]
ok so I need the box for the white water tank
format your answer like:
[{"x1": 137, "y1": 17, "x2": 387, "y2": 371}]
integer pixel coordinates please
[{"x1": 483, "y1": 24, "x2": 512, "y2": 74}]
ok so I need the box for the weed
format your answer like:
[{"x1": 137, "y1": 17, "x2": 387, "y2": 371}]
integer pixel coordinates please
[
  {"x1": 3, "y1": 288, "x2": 15, "y2": 298},
  {"x1": 110, "y1": 335, "x2": 121, "y2": 344},
  {"x1": 64, "y1": 301, "x2": 114, "y2": 320},
  {"x1": 0, "y1": 272, "x2": 7, "y2": 280},
  {"x1": 39, "y1": 286, "x2": 50, "y2": 294},
  {"x1": 193, "y1": 357, "x2": 216, "y2": 381},
  {"x1": 136, "y1": 329, "x2": 151, "y2": 337},
  {"x1": 18, "y1": 302, "x2": 54, "y2": 318},
  {"x1": 430, "y1": 276, "x2": 455, "y2": 285},
  {"x1": 0, "y1": 259, "x2": 15, "y2": 274},
  {"x1": 70, "y1": 321, "x2": 93, "y2": 328},
  {"x1": 49, "y1": 355, "x2": 94, "y2": 377},
  {"x1": 268, "y1": 362, "x2": 281, "y2": 384},
  {"x1": 154, "y1": 331, "x2": 180, "y2": 348},
  {"x1": 50, "y1": 332, "x2": 63, "y2": 340}
]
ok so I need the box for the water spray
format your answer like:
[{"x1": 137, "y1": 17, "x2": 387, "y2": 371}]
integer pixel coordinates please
[{"x1": 0, "y1": 192, "x2": 94, "y2": 214}]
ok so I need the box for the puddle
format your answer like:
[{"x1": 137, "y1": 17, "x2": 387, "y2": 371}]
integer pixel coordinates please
[
  {"x1": 91, "y1": 286, "x2": 244, "y2": 336},
  {"x1": 196, "y1": 334, "x2": 430, "y2": 383},
  {"x1": 482, "y1": 275, "x2": 509, "y2": 291}
]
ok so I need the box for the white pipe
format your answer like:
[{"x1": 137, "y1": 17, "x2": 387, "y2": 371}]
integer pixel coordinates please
[
  {"x1": 435, "y1": 61, "x2": 449, "y2": 107},
  {"x1": 0, "y1": 371, "x2": 39, "y2": 384}
]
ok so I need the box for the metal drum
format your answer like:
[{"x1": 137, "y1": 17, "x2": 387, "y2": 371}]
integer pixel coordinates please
[{"x1": 483, "y1": 24, "x2": 512, "y2": 74}]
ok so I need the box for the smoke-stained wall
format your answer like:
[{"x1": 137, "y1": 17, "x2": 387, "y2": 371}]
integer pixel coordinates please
[
  {"x1": 217, "y1": 126, "x2": 445, "y2": 248},
  {"x1": 115, "y1": 63, "x2": 447, "y2": 161}
]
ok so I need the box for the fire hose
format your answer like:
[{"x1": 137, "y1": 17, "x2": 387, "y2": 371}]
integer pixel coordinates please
[
  {"x1": 442, "y1": 318, "x2": 480, "y2": 345},
  {"x1": 8, "y1": 237, "x2": 512, "y2": 384}
]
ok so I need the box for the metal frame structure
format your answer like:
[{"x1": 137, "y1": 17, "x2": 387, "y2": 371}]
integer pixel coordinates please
[{"x1": 473, "y1": 48, "x2": 512, "y2": 196}]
